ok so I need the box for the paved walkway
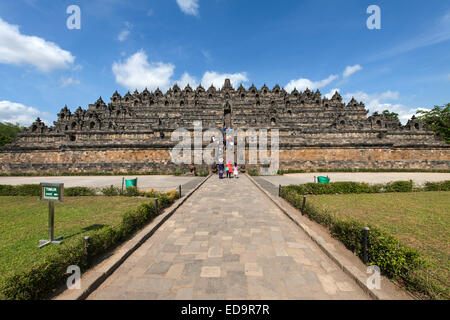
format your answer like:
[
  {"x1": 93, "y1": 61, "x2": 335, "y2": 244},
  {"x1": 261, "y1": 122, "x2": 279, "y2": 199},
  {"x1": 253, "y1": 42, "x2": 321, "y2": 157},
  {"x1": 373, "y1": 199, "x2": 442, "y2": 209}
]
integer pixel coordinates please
[{"x1": 87, "y1": 174, "x2": 369, "y2": 300}]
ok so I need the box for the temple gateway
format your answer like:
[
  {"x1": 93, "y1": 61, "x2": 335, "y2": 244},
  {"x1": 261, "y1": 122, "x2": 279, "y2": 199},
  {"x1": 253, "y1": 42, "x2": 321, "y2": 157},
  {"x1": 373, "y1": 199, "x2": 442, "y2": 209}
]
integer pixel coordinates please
[{"x1": 1, "y1": 79, "x2": 449, "y2": 174}]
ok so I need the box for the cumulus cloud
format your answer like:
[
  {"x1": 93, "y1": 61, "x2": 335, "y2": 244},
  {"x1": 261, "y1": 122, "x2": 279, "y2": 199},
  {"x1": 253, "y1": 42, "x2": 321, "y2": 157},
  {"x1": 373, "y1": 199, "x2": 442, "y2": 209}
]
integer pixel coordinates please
[
  {"x1": 285, "y1": 74, "x2": 338, "y2": 92},
  {"x1": 0, "y1": 101, "x2": 51, "y2": 126},
  {"x1": 201, "y1": 71, "x2": 248, "y2": 88},
  {"x1": 0, "y1": 17, "x2": 75, "y2": 72},
  {"x1": 112, "y1": 50, "x2": 175, "y2": 91},
  {"x1": 343, "y1": 64, "x2": 362, "y2": 78},
  {"x1": 176, "y1": 0, "x2": 199, "y2": 16},
  {"x1": 112, "y1": 50, "x2": 248, "y2": 91},
  {"x1": 343, "y1": 90, "x2": 417, "y2": 124}
]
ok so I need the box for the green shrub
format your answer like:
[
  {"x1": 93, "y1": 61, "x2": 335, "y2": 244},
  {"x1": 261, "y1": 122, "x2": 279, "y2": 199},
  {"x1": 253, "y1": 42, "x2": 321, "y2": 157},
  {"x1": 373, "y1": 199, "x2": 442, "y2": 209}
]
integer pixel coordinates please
[
  {"x1": 124, "y1": 186, "x2": 140, "y2": 197},
  {"x1": 0, "y1": 184, "x2": 18, "y2": 196},
  {"x1": 64, "y1": 187, "x2": 96, "y2": 196},
  {"x1": 0, "y1": 239, "x2": 86, "y2": 300},
  {"x1": 0, "y1": 184, "x2": 40, "y2": 196},
  {"x1": 15, "y1": 184, "x2": 41, "y2": 196},
  {"x1": 281, "y1": 180, "x2": 420, "y2": 196},
  {"x1": 198, "y1": 169, "x2": 209, "y2": 177},
  {"x1": 248, "y1": 169, "x2": 259, "y2": 176},
  {"x1": 424, "y1": 181, "x2": 450, "y2": 191},
  {"x1": 282, "y1": 181, "x2": 381, "y2": 195},
  {"x1": 101, "y1": 185, "x2": 120, "y2": 196},
  {"x1": 0, "y1": 191, "x2": 176, "y2": 300},
  {"x1": 384, "y1": 180, "x2": 413, "y2": 192},
  {"x1": 174, "y1": 169, "x2": 183, "y2": 176}
]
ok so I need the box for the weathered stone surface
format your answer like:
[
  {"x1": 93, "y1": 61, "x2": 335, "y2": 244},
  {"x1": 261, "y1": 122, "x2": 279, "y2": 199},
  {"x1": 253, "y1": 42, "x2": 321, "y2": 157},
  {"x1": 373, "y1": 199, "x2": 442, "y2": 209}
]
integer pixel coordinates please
[{"x1": 1, "y1": 79, "x2": 448, "y2": 173}]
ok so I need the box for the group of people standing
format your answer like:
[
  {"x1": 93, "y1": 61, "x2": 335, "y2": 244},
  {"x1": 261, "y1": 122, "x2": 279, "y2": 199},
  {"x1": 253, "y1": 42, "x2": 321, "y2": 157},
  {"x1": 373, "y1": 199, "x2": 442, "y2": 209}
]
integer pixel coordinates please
[{"x1": 218, "y1": 160, "x2": 239, "y2": 179}]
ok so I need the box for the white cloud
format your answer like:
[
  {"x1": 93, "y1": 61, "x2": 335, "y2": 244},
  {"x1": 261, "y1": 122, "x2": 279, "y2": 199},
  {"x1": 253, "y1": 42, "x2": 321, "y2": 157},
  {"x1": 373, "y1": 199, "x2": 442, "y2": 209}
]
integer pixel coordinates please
[
  {"x1": 176, "y1": 72, "x2": 198, "y2": 88},
  {"x1": 201, "y1": 71, "x2": 248, "y2": 88},
  {"x1": 285, "y1": 74, "x2": 338, "y2": 92},
  {"x1": 117, "y1": 22, "x2": 132, "y2": 42},
  {"x1": 112, "y1": 50, "x2": 248, "y2": 91},
  {"x1": 0, "y1": 17, "x2": 74, "y2": 72},
  {"x1": 118, "y1": 30, "x2": 130, "y2": 42},
  {"x1": 343, "y1": 65, "x2": 362, "y2": 78},
  {"x1": 60, "y1": 77, "x2": 80, "y2": 87},
  {"x1": 343, "y1": 90, "x2": 417, "y2": 124},
  {"x1": 0, "y1": 101, "x2": 51, "y2": 126},
  {"x1": 176, "y1": 0, "x2": 199, "y2": 16},
  {"x1": 112, "y1": 50, "x2": 175, "y2": 91}
]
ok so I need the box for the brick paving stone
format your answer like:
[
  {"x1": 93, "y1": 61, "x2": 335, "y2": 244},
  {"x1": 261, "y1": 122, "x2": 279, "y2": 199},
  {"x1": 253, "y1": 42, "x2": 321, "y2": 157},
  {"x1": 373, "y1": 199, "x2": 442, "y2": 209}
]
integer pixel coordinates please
[
  {"x1": 200, "y1": 266, "x2": 221, "y2": 278},
  {"x1": 87, "y1": 175, "x2": 369, "y2": 300}
]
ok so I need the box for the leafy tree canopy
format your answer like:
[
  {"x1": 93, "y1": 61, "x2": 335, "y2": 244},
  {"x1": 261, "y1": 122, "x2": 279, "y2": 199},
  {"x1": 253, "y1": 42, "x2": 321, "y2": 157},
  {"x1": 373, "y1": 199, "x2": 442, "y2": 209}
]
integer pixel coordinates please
[
  {"x1": 416, "y1": 103, "x2": 450, "y2": 144},
  {"x1": 372, "y1": 109, "x2": 399, "y2": 121},
  {"x1": 0, "y1": 122, "x2": 23, "y2": 147}
]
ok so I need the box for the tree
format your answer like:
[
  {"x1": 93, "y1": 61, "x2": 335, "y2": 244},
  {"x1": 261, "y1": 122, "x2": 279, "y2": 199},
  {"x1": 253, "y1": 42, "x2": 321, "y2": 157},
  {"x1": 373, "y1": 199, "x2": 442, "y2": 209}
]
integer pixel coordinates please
[
  {"x1": 381, "y1": 110, "x2": 399, "y2": 121},
  {"x1": 372, "y1": 110, "x2": 399, "y2": 121},
  {"x1": 416, "y1": 103, "x2": 450, "y2": 143},
  {"x1": 0, "y1": 122, "x2": 23, "y2": 147}
]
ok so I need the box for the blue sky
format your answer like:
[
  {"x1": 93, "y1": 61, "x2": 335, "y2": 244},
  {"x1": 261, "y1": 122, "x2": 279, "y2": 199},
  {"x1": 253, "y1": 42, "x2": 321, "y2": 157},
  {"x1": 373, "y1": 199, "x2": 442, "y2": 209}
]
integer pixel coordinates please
[{"x1": 0, "y1": 0, "x2": 449, "y2": 125}]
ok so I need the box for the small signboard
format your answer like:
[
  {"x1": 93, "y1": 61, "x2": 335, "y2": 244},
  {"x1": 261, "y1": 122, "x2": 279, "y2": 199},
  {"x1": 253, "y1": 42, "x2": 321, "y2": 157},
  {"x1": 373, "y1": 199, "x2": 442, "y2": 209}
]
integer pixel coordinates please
[
  {"x1": 40, "y1": 183, "x2": 64, "y2": 202},
  {"x1": 38, "y1": 182, "x2": 64, "y2": 248}
]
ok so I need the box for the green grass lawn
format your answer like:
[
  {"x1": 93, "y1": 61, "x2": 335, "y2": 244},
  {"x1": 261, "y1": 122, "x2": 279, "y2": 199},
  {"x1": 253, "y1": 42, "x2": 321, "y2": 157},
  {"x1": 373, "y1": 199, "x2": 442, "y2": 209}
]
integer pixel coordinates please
[
  {"x1": 0, "y1": 196, "x2": 149, "y2": 280},
  {"x1": 308, "y1": 191, "x2": 450, "y2": 299}
]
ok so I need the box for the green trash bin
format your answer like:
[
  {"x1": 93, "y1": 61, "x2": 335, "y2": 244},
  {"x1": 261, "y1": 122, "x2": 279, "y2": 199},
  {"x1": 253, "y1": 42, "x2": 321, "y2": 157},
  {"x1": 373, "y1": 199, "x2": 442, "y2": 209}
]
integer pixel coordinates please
[
  {"x1": 125, "y1": 178, "x2": 137, "y2": 188},
  {"x1": 317, "y1": 176, "x2": 330, "y2": 184}
]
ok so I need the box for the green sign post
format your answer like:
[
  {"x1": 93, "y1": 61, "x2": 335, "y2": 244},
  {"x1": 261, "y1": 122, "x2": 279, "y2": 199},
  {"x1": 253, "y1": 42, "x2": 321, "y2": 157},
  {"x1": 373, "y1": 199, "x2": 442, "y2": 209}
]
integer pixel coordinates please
[{"x1": 39, "y1": 183, "x2": 64, "y2": 248}]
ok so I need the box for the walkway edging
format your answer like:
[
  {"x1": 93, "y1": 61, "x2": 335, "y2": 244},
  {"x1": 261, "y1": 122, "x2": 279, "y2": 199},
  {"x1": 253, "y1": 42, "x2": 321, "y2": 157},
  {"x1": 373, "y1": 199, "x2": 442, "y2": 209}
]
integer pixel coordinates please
[
  {"x1": 54, "y1": 174, "x2": 212, "y2": 300},
  {"x1": 246, "y1": 173, "x2": 388, "y2": 300}
]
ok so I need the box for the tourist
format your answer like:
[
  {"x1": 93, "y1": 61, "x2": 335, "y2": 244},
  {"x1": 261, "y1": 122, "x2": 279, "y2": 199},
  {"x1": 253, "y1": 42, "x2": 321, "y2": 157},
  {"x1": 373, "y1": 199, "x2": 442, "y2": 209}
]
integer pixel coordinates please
[
  {"x1": 226, "y1": 160, "x2": 233, "y2": 178},
  {"x1": 224, "y1": 164, "x2": 229, "y2": 178},
  {"x1": 233, "y1": 163, "x2": 239, "y2": 178},
  {"x1": 218, "y1": 160, "x2": 224, "y2": 179}
]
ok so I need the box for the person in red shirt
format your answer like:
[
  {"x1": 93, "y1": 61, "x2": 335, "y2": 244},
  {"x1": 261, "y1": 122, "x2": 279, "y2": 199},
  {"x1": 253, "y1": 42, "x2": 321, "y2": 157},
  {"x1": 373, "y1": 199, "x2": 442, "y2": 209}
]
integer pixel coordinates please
[{"x1": 226, "y1": 161, "x2": 233, "y2": 178}]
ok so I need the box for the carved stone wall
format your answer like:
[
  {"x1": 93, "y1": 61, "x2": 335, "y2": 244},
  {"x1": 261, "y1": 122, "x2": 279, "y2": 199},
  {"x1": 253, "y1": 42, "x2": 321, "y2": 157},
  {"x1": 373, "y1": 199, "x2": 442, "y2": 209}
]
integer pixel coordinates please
[{"x1": 1, "y1": 79, "x2": 449, "y2": 173}]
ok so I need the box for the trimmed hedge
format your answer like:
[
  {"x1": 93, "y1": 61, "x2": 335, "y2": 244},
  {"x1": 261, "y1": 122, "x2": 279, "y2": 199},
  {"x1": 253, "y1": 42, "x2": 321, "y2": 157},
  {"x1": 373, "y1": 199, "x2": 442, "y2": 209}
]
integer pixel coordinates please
[
  {"x1": 64, "y1": 187, "x2": 96, "y2": 196},
  {"x1": 424, "y1": 181, "x2": 450, "y2": 191},
  {"x1": 281, "y1": 180, "x2": 432, "y2": 195},
  {"x1": 0, "y1": 184, "x2": 41, "y2": 196},
  {"x1": 0, "y1": 191, "x2": 178, "y2": 300},
  {"x1": 0, "y1": 185, "x2": 96, "y2": 197},
  {"x1": 276, "y1": 168, "x2": 450, "y2": 175},
  {"x1": 0, "y1": 184, "x2": 181, "y2": 198},
  {"x1": 283, "y1": 182, "x2": 382, "y2": 195},
  {"x1": 384, "y1": 180, "x2": 413, "y2": 192},
  {"x1": 281, "y1": 189, "x2": 425, "y2": 288}
]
